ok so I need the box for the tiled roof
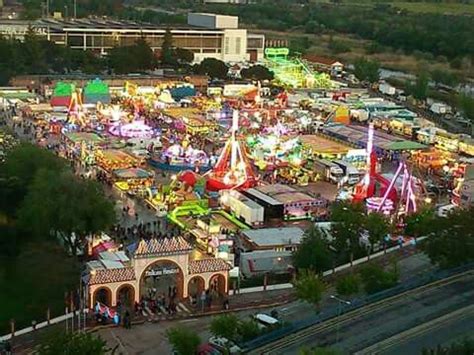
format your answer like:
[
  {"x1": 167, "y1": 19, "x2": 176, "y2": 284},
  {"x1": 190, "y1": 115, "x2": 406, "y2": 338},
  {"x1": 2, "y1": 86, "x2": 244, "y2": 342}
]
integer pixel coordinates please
[
  {"x1": 189, "y1": 258, "x2": 231, "y2": 274},
  {"x1": 89, "y1": 267, "x2": 136, "y2": 285},
  {"x1": 134, "y1": 237, "x2": 193, "y2": 258},
  {"x1": 303, "y1": 55, "x2": 341, "y2": 66}
]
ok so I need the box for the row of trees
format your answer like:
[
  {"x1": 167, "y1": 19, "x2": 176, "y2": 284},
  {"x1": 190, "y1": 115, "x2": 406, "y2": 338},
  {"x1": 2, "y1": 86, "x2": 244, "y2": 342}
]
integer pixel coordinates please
[
  {"x1": 0, "y1": 144, "x2": 115, "y2": 332},
  {"x1": 191, "y1": 1, "x2": 473, "y2": 63},
  {"x1": 0, "y1": 29, "x2": 275, "y2": 84}
]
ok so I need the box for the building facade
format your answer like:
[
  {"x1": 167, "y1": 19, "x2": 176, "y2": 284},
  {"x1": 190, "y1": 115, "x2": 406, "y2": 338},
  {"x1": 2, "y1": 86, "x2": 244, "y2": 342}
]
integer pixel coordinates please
[
  {"x1": 0, "y1": 13, "x2": 265, "y2": 63},
  {"x1": 86, "y1": 237, "x2": 231, "y2": 308}
]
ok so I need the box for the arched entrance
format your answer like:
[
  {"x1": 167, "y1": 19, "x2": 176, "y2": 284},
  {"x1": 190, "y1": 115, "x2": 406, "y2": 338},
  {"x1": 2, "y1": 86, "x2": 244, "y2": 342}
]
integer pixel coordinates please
[
  {"x1": 117, "y1": 284, "x2": 135, "y2": 308},
  {"x1": 93, "y1": 287, "x2": 112, "y2": 306},
  {"x1": 209, "y1": 274, "x2": 226, "y2": 296},
  {"x1": 187, "y1": 276, "x2": 205, "y2": 302},
  {"x1": 140, "y1": 260, "x2": 184, "y2": 301}
]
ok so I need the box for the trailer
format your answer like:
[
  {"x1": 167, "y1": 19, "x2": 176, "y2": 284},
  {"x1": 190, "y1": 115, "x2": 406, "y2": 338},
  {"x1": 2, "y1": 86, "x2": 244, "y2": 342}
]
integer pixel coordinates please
[
  {"x1": 379, "y1": 82, "x2": 396, "y2": 96},
  {"x1": 220, "y1": 190, "x2": 264, "y2": 226}
]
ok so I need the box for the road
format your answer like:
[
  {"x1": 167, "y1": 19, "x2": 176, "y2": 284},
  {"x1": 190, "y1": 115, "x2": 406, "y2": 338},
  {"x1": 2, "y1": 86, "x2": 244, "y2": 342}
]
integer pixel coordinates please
[
  {"x1": 251, "y1": 271, "x2": 474, "y2": 354},
  {"x1": 357, "y1": 304, "x2": 474, "y2": 355}
]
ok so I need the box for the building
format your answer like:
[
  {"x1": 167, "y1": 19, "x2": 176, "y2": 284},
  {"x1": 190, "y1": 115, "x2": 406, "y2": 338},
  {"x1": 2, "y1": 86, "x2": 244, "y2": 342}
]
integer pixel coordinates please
[
  {"x1": 240, "y1": 227, "x2": 304, "y2": 252},
  {"x1": 0, "y1": 13, "x2": 265, "y2": 63},
  {"x1": 239, "y1": 227, "x2": 304, "y2": 277},
  {"x1": 303, "y1": 55, "x2": 344, "y2": 77},
  {"x1": 85, "y1": 236, "x2": 231, "y2": 307},
  {"x1": 243, "y1": 183, "x2": 326, "y2": 220}
]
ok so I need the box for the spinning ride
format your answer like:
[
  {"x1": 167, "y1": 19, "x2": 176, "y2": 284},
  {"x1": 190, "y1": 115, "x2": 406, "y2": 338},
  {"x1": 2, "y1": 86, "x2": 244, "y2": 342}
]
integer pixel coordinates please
[{"x1": 206, "y1": 110, "x2": 258, "y2": 191}]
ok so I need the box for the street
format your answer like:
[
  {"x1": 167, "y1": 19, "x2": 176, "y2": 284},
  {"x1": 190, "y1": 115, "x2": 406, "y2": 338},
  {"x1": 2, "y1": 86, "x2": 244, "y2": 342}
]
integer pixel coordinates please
[{"x1": 257, "y1": 271, "x2": 474, "y2": 354}]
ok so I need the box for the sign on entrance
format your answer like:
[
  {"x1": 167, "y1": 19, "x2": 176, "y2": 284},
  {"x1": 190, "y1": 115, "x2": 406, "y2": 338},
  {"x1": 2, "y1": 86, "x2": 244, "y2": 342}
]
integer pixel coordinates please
[{"x1": 145, "y1": 267, "x2": 179, "y2": 277}]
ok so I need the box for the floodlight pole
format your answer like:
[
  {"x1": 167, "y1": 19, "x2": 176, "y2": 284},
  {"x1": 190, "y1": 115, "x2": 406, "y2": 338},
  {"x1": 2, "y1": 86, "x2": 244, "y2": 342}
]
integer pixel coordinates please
[{"x1": 330, "y1": 295, "x2": 351, "y2": 344}]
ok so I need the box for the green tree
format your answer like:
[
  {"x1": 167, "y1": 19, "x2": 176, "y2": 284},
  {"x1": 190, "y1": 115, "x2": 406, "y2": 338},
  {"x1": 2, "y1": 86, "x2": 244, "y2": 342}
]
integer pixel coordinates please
[
  {"x1": 421, "y1": 207, "x2": 474, "y2": 268},
  {"x1": 430, "y1": 69, "x2": 459, "y2": 87},
  {"x1": 359, "y1": 262, "x2": 399, "y2": 294},
  {"x1": 37, "y1": 331, "x2": 107, "y2": 355},
  {"x1": 18, "y1": 170, "x2": 115, "y2": 256},
  {"x1": 195, "y1": 58, "x2": 229, "y2": 79},
  {"x1": 404, "y1": 207, "x2": 436, "y2": 240},
  {"x1": 330, "y1": 202, "x2": 366, "y2": 264},
  {"x1": 1, "y1": 144, "x2": 66, "y2": 214},
  {"x1": 135, "y1": 38, "x2": 157, "y2": 71},
  {"x1": 167, "y1": 326, "x2": 201, "y2": 355},
  {"x1": 175, "y1": 47, "x2": 194, "y2": 64},
  {"x1": 237, "y1": 319, "x2": 260, "y2": 342},
  {"x1": 411, "y1": 70, "x2": 430, "y2": 100},
  {"x1": 108, "y1": 45, "x2": 135, "y2": 74},
  {"x1": 22, "y1": 27, "x2": 47, "y2": 73},
  {"x1": 292, "y1": 225, "x2": 333, "y2": 273},
  {"x1": 336, "y1": 274, "x2": 360, "y2": 296},
  {"x1": 458, "y1": 94, "x2": 474, "y2": 122},
  {"x1": 353, "y1": 57, "x2": 380, "y2": 83},
  {"x1": 240, "y1": 65, "x2": 274, "y2": 81},
  {"x1": 363, "y1": 212, "x2": 391, "y2": 252},
  {"x1": 161, "y1": 29, "x2": 176, "y2": 66},
  {"x1": 293, "y1": 269, "x2": 325, "y2": 306},
  {"x1": 210, "y1": 314, "x2": 239, "y2": 341}
]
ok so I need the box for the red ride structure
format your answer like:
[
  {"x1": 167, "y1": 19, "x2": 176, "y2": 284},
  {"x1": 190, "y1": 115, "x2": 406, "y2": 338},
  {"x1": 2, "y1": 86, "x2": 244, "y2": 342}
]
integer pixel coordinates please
[
  {"x1": 352, "y1": 123, "x2": 397, "y2": 204},
  {"x1": 206, "y1": 110, "x2": 258, "y2": 191}
]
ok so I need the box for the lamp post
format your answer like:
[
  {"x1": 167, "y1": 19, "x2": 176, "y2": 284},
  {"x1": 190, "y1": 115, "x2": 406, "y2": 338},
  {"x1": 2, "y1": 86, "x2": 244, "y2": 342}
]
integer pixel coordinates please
[{"x1": 330, "y1": 295, "x2": 351, "y2": 344}]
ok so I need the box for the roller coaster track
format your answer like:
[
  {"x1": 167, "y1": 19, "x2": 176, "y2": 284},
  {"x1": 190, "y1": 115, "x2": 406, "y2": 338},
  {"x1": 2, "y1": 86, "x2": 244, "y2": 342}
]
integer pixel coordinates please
[{"x1": 247, "y1": 269, "x2": 474, "y2": 354}]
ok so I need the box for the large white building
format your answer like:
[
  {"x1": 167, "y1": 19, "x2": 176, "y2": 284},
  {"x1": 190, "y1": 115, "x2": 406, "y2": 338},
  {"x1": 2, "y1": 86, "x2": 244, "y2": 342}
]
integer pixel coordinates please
[{"x1": 0, "y1": 13, "x2": 265, "y2": 63}]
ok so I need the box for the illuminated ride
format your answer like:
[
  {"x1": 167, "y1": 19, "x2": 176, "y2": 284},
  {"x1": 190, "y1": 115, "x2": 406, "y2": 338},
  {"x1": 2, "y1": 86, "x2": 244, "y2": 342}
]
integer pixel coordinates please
[
  {"x1": 352, "y1": 125, "x2": 421, "y2": 217},
  {"x1": 264, "y1": 48, "x2": 333, "y2": 89},
  {"x1": 108, "y1": 120, "x2": 157, "y2": 139},
  {"x1": 149, "y1": 143, "x2": 212, "y2": 172},
  {"x1": 206, "y1": 110, "x2": 258, "y2": 191},
  {"x1": 353, "y1": 124, "x2": 395, "y2": 204}
]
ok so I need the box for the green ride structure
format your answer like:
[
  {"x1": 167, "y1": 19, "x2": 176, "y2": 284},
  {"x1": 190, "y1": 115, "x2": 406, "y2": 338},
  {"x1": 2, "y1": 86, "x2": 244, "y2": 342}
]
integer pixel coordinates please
[{"x1": 264, "y1": 48, "x2": 332, "y2": 89}]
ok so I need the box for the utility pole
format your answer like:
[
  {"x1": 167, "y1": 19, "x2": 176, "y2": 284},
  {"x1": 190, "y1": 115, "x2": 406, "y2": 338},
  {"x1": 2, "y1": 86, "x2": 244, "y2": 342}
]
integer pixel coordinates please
[
  {"x1": 73, "y1": 0, "x2": 77, "y2": 19},
  {"x1": 330, "y1": 295, "x2": 351, "y2": 344},
  {"x1": 46, "y1": 0, "x2": 49, "y2": 18}
]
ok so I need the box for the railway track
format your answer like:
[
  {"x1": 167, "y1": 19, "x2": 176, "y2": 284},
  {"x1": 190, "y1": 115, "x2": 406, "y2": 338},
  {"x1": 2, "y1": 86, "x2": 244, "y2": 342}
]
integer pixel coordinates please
[{"x1": 248, "y1": 269, "x2": 474, "y2": 354}]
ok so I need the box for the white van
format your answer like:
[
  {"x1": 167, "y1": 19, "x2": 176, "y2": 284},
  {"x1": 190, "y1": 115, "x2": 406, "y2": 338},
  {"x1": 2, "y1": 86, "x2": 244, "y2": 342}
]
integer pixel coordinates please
[{"x1": 254, "y1": 313, "x2": 280, "y2": 329}]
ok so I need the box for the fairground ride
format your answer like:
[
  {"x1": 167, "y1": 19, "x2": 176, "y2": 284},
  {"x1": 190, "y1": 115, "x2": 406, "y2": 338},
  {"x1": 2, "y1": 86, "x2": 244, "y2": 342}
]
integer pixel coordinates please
[
  {"x1": 353, "y1": 123, "x2": 422, "y2": 219},
  {"x1": 264, "y1": 48, "x2": 333, "y2": 89},
  {"x1": 206, "y1": 110, "x2": 258, "y2": 191}
]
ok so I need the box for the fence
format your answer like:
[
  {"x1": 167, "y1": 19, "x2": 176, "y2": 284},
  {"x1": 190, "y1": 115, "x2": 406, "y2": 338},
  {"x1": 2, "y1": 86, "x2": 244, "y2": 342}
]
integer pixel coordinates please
[
  {"x1": 233, "y1": 236, "x2": 425, "y2": 295},
  {"x1": 241, "y1": 261, "x2": 474, "y2": 351}
]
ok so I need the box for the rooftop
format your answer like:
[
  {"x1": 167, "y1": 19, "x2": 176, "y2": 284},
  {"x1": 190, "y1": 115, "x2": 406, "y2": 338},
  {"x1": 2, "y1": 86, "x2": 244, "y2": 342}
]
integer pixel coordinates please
[
  {"x1": 88, "y1": 267, "x2": 136, "y2": 285},
  {"x1": 241, "y1": 227, "x2": 305, "y2": 247},
  {"x1": 252, "y1": 184, "x2": 318, "y2": 205},
  {"x1": 131, "y1": 237, "x2": 193, "y2": 258},
  {"x1": 188, "y1": 258, "x2": 231, "y2": 274},
  {"x1": 0, "y1": 18, "x2": 223, "y2": 32}
]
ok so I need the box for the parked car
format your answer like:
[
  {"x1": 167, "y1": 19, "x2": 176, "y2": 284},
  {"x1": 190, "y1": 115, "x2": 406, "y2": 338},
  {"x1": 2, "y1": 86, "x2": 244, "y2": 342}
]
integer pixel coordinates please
[{"x1": 208, "y1": 336, "x2": 242, "y2": 354}]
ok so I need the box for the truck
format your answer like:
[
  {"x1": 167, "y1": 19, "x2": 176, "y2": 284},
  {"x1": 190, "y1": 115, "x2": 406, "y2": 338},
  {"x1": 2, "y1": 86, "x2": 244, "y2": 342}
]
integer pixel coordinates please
[
  {"x1": 430, "y1": 102, "x2": 450, "y2": 115},
  {"x1": 333, "y1": 160, "x2": 363, "y2": 185},
  {"x1": 311, "y1": 158, "x2": 344, "y2": 184},
  {"x1": 379, "y1": 82, "x2": 396, "y2": 96}
]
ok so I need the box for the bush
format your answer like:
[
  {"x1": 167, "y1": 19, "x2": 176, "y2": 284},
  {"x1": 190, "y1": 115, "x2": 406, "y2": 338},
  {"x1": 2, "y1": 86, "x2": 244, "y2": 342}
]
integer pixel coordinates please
[
  {"x1": 210, "y1": 314, "x2": 239, "y2": 341},
  {"x1": 359, "y1": 263, "x2": 399, "y2": 294},
  {"x1": 237, "y1": 319, "x2": 261, "y2": 342},
  {"x1": 336, "y1": 274, "x2": 360, "y2": 296}
]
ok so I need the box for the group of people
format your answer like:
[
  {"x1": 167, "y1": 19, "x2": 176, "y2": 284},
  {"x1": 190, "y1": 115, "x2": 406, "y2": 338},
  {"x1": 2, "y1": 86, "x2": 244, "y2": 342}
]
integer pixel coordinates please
[{"x1": 134, "y1": 286, "x2": 180, "y2": 318}]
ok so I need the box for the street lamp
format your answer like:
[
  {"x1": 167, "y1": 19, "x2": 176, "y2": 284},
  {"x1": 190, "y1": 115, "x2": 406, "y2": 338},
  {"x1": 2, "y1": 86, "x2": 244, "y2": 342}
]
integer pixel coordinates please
[{"x1": 330, "y1": 295, "x2": 351, "y2": 344}]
